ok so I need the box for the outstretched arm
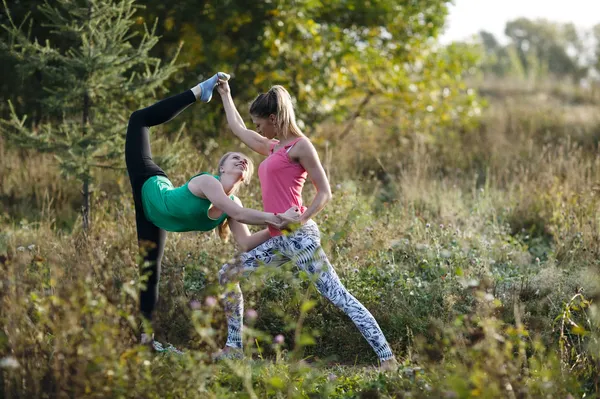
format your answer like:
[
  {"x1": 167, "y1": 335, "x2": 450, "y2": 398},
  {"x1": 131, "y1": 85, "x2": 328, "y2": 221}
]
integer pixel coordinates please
[
  {"x1": 217, "y1": 80, "x2": 274, "y2": 156},
  {"x1": 228, "y1": 198, "x2": 272, "y2": 252},
  {"x1": 188, "y1": 175, "x2": 301, "y2": 228},
  {"x1": 293, "y1": 139, "x2": 333, "y2": 224},
  {"x1": 189, "y1": 175, "x2": 278, "y2": 226}
]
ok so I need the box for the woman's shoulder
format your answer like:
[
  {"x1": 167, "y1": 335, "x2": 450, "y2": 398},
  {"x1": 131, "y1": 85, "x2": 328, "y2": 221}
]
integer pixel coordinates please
[
  {"x1": 188, "y1": 172, "x2": 219, "y2": 183},
  {"x1": 289, "y1": 136, "x2": 313, "y2": 152}
]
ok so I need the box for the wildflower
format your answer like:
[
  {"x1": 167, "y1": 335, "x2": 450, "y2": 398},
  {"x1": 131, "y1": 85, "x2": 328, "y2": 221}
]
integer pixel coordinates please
[
  {"x1": 425, "y1": 223, "x2": 430, "y2": 229},
  {"x1": 274, "y1": 334, "x2": 285, "y2": 344},
  {"x1": 245, "y1": 309, "x2": 258, "y2": 321},
  {"x1": 27, "y1": 244, "x2": 35, "y2": 251},
  {"x1": 328, "y1": 373, "x2": 337, "y2": 381},
  {"x1": 439, "y1": 224, "x2": 444, "y2": 229},
  {"x1": 190, "y1": 300, "x2": 201, "y2": 310},
  {"x1": 17, "y1": 246, "x2": 25, "y2": 252},
  {"x1": 204, "y1": 296, "x2": 217, "y2": 308},
  {"x1": 354, "y1": 255, "x2": 359, "y2": 261}
]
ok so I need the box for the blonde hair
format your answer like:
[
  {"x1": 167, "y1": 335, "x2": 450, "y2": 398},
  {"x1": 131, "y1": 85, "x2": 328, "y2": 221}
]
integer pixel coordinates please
[
  {"x1": 216, "y1": 152, "x2": 254, "y2": 242},
  {"x1": 249, "y1": 85, "x2": 304, "y2": 140}
]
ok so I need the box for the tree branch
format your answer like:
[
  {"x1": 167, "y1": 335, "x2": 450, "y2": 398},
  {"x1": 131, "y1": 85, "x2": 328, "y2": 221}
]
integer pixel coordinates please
[{"x1": 337, "y1": 90, "x2": 376, "y2": 140}]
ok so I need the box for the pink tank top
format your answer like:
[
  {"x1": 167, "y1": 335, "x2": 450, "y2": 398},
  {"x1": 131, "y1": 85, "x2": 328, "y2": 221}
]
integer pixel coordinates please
[{"x1": 258, "y1": 137, "x2": 308, "y2": 237}]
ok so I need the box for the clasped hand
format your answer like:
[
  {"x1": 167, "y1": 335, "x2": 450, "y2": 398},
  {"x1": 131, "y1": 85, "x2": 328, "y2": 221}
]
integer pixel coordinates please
[
  {"x1": 216, "y1": 78, "x2": 231, "y2": 95},
  {"x1": 268, "y1": 206, "x2": 302, "y2": 230}
]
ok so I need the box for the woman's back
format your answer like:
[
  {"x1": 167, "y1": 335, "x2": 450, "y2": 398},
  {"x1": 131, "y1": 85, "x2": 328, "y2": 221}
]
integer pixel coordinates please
[{"x1": 141, "y1": 173, "x2": 231, "y2": 232}]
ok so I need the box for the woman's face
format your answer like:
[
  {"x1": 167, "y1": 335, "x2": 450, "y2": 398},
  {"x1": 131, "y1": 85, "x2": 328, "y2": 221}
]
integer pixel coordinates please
[
  {"x1": 251, "y1": 114, "x2": 277, "y2": 139},
  {"x1": 221, "y1": 152, "x2": 251, "y2": 183}
]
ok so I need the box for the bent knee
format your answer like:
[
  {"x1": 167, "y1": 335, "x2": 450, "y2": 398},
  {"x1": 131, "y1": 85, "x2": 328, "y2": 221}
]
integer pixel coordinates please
[
  {"x1": 129, "y1": 109, "x2": 144, "y2": 124},
  {"x1": 219, "y1": 263, "x2": 238, "y2": 285}
]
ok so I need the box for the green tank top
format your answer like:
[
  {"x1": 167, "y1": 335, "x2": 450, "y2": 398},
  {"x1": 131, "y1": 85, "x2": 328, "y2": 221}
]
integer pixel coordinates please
[{"x1": 141, "y1": 173, "x2": 234, "y2": 232}]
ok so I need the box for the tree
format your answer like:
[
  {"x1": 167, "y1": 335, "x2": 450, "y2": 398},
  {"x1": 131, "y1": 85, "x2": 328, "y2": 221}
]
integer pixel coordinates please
[
  {"x1": 477, "y1": 31, "x2": 513, "y2": 77},
  {"x1": 504, "y1": 18, "x2": 586, "y2": 81},
  {"x1": 128, "y1": 0, "x2": 476, "y2": 137},
  {"x1": 0, "y1": 0, "x2": 49, "y2": 122},
  {"x1": 1, "y1": 0, "x2": 180, "y2": 231},
  {"x1": 593, "y1": 24, "x2": 600, "y2": 74}
]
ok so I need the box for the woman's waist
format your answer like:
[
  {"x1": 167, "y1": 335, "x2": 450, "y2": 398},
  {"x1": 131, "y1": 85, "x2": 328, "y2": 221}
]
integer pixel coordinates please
[
  {"x1": 261, "y1": 189, "x2": 304, "y2": 211},
  {"x1": 262, "y1": 201, "x2": 307, "y2": 214}
]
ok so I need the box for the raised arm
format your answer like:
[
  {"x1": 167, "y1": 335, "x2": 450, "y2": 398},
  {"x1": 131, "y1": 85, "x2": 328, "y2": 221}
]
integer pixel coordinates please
[
  {"x1": 228, "y1": 197, "x2": 272, "y2": 252},
  {"x1": 217, "y1": 80, "x2": 273, "y2": 156},
  {"x1": 292, "y1": 138, "x2": 333, "y2": 224},
  {"x1": 188, "y1": 175, "x2": 278, "y2": 226}
]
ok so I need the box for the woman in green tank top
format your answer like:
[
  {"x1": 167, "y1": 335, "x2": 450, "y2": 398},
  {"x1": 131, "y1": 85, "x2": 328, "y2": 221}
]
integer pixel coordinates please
[{"x1": 125, "y1": 73, "x2": 300, "y2": 352}]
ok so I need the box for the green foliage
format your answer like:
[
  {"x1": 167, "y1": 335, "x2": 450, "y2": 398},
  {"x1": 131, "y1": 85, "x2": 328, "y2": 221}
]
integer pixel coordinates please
[
  {"x1": 0, "y1": 0, "x2": 181, "y2": 227},
  {"x1": 76, "y1": 0, "x2": 482, "y2": 147}
]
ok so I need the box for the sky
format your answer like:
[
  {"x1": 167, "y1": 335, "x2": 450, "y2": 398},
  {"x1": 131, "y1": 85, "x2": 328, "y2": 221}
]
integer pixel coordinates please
[{"x1": 439, "y1": 0, "x2": 600, "y2": 44}]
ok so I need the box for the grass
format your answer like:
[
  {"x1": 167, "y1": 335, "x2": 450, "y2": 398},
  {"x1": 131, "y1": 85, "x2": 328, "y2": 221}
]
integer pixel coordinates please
[{"x1": 1, "y1": 78, "x2": 600, "y2": 398}]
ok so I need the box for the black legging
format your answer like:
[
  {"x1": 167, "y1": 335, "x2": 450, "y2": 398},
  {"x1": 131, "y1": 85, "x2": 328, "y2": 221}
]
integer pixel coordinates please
[{"x1": 125, "y1": 90, "x2": 196, "y2": 321}]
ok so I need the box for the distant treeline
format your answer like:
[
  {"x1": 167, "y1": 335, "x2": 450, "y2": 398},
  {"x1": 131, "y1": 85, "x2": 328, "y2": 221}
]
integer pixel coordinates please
[{"x1": 474, "y1": 18, "x2": 600, "y2": 83}]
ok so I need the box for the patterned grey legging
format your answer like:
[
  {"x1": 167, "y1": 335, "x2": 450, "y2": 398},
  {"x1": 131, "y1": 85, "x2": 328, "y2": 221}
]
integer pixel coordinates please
[{"x1": 218, "y1": 220, "x2": 394, "y2": 361}]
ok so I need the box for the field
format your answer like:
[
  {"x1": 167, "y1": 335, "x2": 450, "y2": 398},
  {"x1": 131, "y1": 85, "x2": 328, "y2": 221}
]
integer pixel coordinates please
[{"x1": 1, "y1": 78, "x2": 600, "y2": 398}]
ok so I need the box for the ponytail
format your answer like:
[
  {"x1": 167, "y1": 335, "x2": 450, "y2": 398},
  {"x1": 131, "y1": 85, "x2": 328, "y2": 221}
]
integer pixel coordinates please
[
  {"x1": 249, "y1": 85, "x2": 304, "y2": 140},
  {"x1": 217, "y1": 219, "x2": 230, "y2": 242}
]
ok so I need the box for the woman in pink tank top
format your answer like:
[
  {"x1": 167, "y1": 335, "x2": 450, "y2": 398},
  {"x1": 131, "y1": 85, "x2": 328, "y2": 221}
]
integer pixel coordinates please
[{"x1": 213, "y1": 80, "x2": 397, "y2": 369}]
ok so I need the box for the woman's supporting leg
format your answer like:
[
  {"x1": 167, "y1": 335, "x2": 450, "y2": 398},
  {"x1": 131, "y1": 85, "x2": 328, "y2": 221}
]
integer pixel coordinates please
[
  {"x1": 135, "y1": 204, "x2": 167, "y2": 321},
  {"x1": 222, "y1": 282, "x2": 244, "y2": 349},
  {"x1": 218, "y1": 237, "x2": 287, "y2": 351},
  {"x1": 312, "y1": 261, "x2": 394, "y2": 361},
  {"x1": 285, "y1": 222, "x2": 395, "y2": 362}
]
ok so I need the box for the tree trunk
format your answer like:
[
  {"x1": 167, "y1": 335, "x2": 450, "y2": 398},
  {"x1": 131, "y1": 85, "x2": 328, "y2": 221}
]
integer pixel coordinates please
[
  {"x1": 82, "y1": 91, "x2": 90, "y2": 232},
  {"x1": 81, "y1": 2, "x2": 93, "y2": 233},
  {"x1": 82, "y1": 177, "x2": 90, "y2": 232}
]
